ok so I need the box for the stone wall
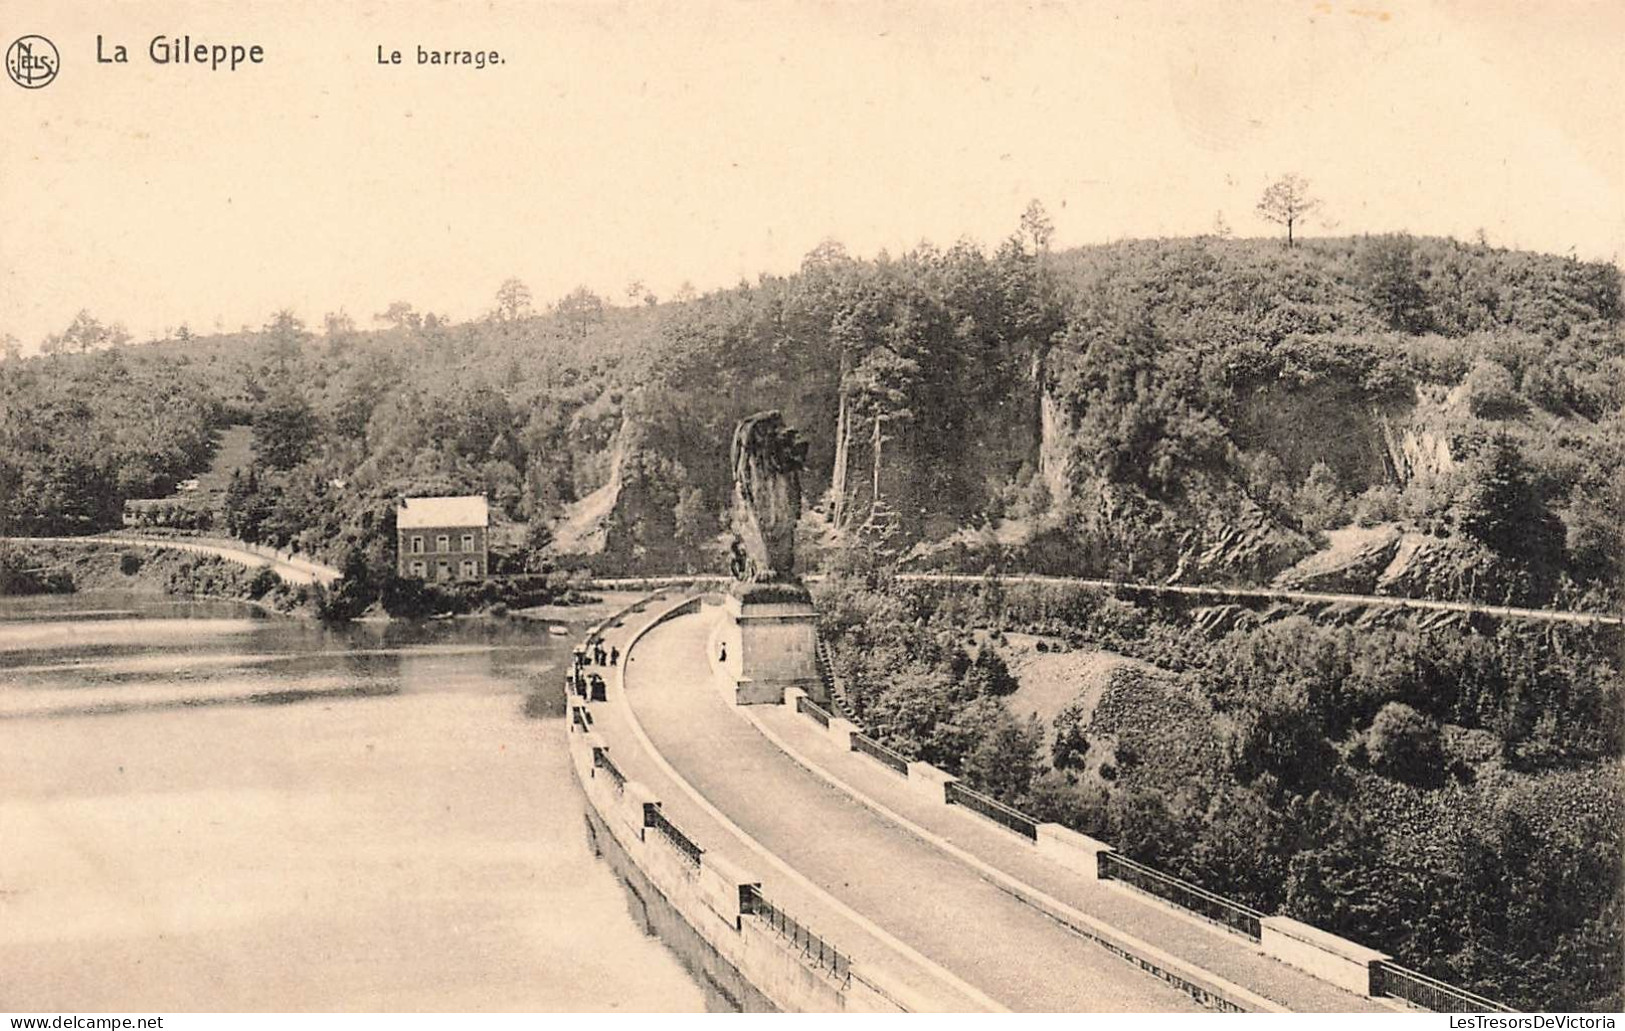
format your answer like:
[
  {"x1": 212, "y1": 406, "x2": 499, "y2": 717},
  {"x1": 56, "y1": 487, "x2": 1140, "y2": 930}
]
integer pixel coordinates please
[{"x1": 566, "y1": 594, "x2": 922, "y2": 1013}]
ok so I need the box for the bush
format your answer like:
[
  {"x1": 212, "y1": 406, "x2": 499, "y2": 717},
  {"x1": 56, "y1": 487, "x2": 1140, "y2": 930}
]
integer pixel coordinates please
[
  {"x1": 1297, "y1": 461, "x2": 1349, "y2": 533},
  {"x1": 1352, "y1": 483, "x2": 1401, "y2": 527},
  {"x1": 1365, "y1": 701, "x2": 1444, "y2": 785},
  {"x1": 119, "y1": 552, "x2": 143, "y2": 575},
  {"x1": 246, "y1": 566, "x2": 281, "y2": 598},
  {"x1": 1463, "y1": 360, "x2": 1526, "y2": 419},
  {"x1": 966, "y1": 646, "x2": 1019, "y2": 696}
]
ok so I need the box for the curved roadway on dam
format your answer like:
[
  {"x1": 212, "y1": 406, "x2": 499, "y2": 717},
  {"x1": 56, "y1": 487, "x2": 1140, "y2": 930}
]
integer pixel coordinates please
[{"x1": 618, "y1": 603, "x2": 1201, "y2": 1012}]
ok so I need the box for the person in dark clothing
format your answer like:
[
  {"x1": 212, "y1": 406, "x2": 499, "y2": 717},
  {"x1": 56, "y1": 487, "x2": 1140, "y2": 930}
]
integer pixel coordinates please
[
  {"x1": 719, "y1": 641, "x2": 728, "y2": 663},
  {"x1": 609, "y1": 647, "x2": 619, "y2": 666}
]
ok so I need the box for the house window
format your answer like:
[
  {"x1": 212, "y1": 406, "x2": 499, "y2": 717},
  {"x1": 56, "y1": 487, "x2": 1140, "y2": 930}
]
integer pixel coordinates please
[
  {"x1": 436, "y1": 560, "x2": 450, "y2": 580},
  {"x1": 411, "y1": 536, "x2": 424, "y2": 554},
  {"x1": 461, "y1": 533, "x2": 474, "y2": 552},
  {"x1": 437, "y1": 534, "x2": 450, "y2": 552},
  {"x1": 460, "y1": 559, "x2": 477, "y2": 578},
  {"x1": 410, "y1": 560, "x2": 426, "y2": 577}
]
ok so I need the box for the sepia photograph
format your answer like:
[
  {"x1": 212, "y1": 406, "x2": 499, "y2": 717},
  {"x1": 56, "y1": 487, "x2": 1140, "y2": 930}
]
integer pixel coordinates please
[{"x1": 1, "y1": 0, "x2": 1621, "y2": 1020}]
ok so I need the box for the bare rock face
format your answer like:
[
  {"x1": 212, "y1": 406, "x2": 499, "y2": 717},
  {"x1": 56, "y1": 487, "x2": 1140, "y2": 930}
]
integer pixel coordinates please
[
  {"x1": 729, "y1": 411, "x2": 809, "y2": 583},
  {"x1": 1273, "y1": 524, "x2": 1404, "y2": 594}
]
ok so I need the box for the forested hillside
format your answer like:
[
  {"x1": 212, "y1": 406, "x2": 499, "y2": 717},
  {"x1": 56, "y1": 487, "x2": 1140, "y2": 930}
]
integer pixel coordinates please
[
  {"x1": 2, "y1": 227, "x2": 1620, "y2": 614},
  {"x1": 811, "y1": 575, "x2": 1622, "y2": 1011}
]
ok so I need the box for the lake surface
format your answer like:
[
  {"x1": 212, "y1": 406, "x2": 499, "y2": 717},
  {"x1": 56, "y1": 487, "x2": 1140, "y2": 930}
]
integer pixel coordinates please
[{"x1": 0, "y1": 593, "x2": 713, "y2": 1011}]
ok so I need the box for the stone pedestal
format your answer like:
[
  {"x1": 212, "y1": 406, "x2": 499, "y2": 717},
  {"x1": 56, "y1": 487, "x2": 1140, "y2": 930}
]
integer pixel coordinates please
[{"x1": 724, "y1": 587, "x2": 821, "y2": 705}]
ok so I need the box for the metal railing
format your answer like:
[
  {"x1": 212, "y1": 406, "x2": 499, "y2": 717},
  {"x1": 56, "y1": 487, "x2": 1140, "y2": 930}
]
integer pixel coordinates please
[
  {"x1": 851, "y1": 732, "x2": 909, "y2": 775},
  {"x1": 591, "y1": 746, "x2": 626, "y2": 793},
  {"x1": 796, "y1": 693, "x2": 833, "y2": 728},
  {"x1": 944, "y1": 781, "x2": 1039, "y2": 841},
  {"x1": 1373, "y1": 963, "x2": 1515, "y2": 1013},
  {"x1": 740, "y1": 885, "x2": 851, "y2": 986},
  {"x1": 571, "y1": 705, "x2": 593, "y2": 733},
  {"x1": 645, "y1": 804, "x2": 704, "y2": 869},
  {"x1": 814, "y1": 637, "x2": 836, "y2": 691},
  {"x1": 1098, "y1": 851, "x2": 1264, "y2": 940},
  {"x1": 815, "y1": 637, "x2": 862, "y2": 724}
]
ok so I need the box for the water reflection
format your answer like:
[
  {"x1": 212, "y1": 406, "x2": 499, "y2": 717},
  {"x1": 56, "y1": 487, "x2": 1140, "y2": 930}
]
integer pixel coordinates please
[{"x1": 0, "y1": 591, "x2": 714, "y2": 1012}]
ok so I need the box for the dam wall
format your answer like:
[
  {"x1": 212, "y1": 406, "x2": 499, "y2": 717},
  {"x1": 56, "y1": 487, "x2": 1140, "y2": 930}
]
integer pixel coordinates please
[{"x1": 564, "y1": 593, "x2": 924, "y2": 1013}]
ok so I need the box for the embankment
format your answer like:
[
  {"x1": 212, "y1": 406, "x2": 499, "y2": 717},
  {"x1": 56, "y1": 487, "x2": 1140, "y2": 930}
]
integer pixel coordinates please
[
  {"x1": 0, "y1": 540, "x2": 313, "y2": 614},
  {"x1": 563, "y1": 595, "x2": 955, "y2": 1013}
]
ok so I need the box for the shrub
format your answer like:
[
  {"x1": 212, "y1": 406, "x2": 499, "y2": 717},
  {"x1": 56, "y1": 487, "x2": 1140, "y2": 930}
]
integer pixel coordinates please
[
  {"x1": 119, "y1": 552, "x2": 143, "y2": 575},
  {"x1": 1352, "y1": 483, "x2": 1401, "y2": 527},
  {"x1": 1297, "y1": 461, "x2": 1349, "y2": 533},
  {"x1": 246, "y1": 566, "x2": 281, "y2": 598},
  {"x1": 1365, "y1": 701, "x2": 1444, "y2": 785},
  {"x1": 1463, "y1": 359, "x2": 1526, "y2": 419}
]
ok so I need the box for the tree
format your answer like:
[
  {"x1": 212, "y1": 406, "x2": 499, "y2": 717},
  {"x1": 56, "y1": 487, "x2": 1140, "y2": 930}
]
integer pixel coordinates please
[
  {"x1": 1256, "y1": 173, "x2": 1321, "y2": 248},
  {"x1": 1462, "y1": 360, "x2": 1525, "y2": 419},
  {"x1": 1229, "y1": 679, "x2": 1337, "y2": 789},
  {"x1": 332, "y1": 351, "x2": 398, "y2": 439},
  {"x1": 520, "y1": 517, "x2": 555, "y2": 572},
  {"x1": 317, "y1": 549, "x2": 377, "y2": 622},
  {"x1": 375, "y1": 301, "x2": 421, "y2": 331},
  {"x1": 1283, "y1": 801, "x2": 1387, "y2": 939},
  {"x1": 1019, "y1": 198, "x2": 1055, "y2": 253},
  {"x1": 1357, "y1": 233, "x2": 1431, "y2": 333},
  {"x1": 323, "y1": 310, "x2": 356, "y2": 338},
  {"x1": 555, "y1": 286, "x2": 604, "y2": 339},
  {"x1": 223, "y1": 467, "x2": 274, "y2": 542},
  {"x1": 850, "y1": 343, "x2": 919, "y2": 510},
  {"x1": 253, "y1": 387, "x2": 319, "y2": 470},
  {"x1": 961, "y1": 710, "x2": 1043, "y2": 805},
  {"x1": 494, "y1": 278, "x2": 533, "y2": 322},
  {"x1": 61, "y1": 309, "x2": 110, "y2": 353},
  {"x1": 262, "y1": 309, "x2": 306, "y2": 369},
  {"x1": 1453, "y1": 434, "x2": 1564, "y2": 596},
  {"x1": 825, "y1": 282, "x2": 884, "y2": 529},
  {"x1": 1297, "y1": 460, "x2": 1348, "y2": 533},
  {"x1": 965, "y1": 645, "x2": 1019, "y2": 696},
  {"x1": 0, "y1": 332, "x2": 19, "y2": 362},
  {"x1": 625, "y1": 279, "x2": 658, "y2": 307},
  {"x1": 1364, "y1": 701, "x2": 1444, "y2": 784}
]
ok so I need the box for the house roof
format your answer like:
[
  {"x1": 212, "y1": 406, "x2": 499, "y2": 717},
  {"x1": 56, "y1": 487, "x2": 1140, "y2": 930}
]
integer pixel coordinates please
[{"x1": 397, "y1": 495, "x2": 490, "y2": 529}]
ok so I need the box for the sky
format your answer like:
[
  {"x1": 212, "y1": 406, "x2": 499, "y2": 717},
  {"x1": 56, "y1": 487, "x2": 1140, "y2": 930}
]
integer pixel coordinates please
[{"x1": 1, "y1": 0, "x2": 1621, "y2": 351}]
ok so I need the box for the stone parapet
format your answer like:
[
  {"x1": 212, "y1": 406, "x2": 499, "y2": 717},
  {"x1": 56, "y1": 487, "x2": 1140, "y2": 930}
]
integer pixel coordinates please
[
  {"x1": 697, "y1": 852, "x2": 761, "y2": 931},
  {"x1": 826, "y1": 717, "x2": 859, "y2": 750},
  {"x1": 1260, "y1": 915, "x2": 1389, "y2": 997},
  {"x1": 1035, "y1": 823, "x2": 1113, "y2": 881},
  {"x1": 904, "y1": 762, "x2": 957, "y2": 804}
]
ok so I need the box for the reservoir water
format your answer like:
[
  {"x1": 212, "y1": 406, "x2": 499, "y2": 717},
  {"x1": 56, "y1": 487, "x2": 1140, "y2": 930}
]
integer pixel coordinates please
[{"x1": 0, "y1": 592, "x2": 715, "y2": 1011}]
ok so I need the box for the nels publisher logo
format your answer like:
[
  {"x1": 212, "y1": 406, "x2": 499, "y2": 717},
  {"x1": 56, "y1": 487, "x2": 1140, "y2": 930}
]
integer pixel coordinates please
[{"x1": 6, "y1": 34, "x2": 59, "y2": 89}]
